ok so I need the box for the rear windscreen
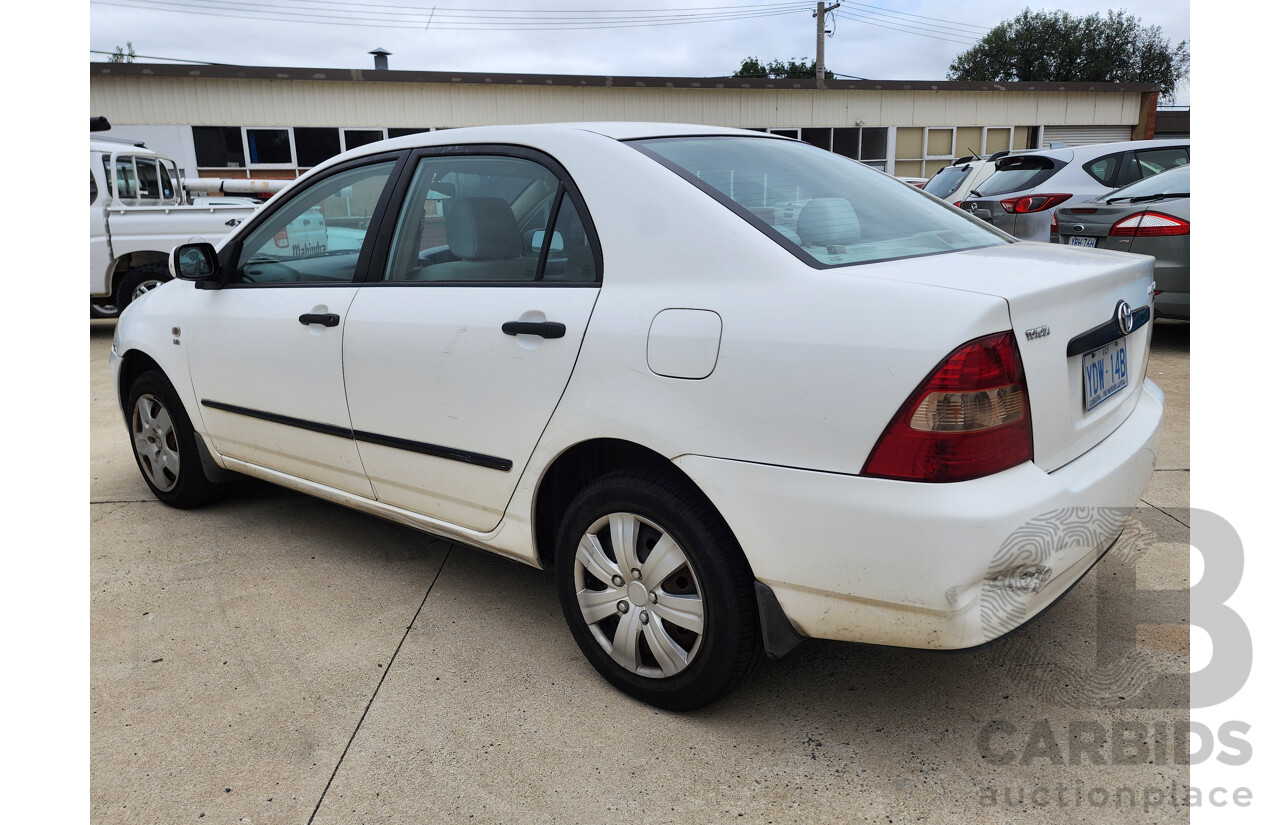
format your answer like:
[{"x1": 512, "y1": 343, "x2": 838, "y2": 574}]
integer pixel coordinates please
[
  {"x1": 923, "y1": 165, "x2": 972, "y2": 199},
  {"x1": 976, "y1": 156, "x2": 1060, "y2": 197},
  {"x1": 632, "y1": 136, "x2": 1006, "y2": 268}
]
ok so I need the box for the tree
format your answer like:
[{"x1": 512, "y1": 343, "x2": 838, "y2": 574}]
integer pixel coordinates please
[
  {"x1": 109, "y1": 42, "x2": 136, "y2": 63},
  {"x1": 947, "y1": 10, "x2": 1188, "y2": 98},
  {"x1": 734, "y1": 56, "x2": 818, "y2": 79}
]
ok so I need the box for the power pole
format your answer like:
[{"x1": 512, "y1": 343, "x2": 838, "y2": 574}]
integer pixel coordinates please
[{"x1": 815, "y1": 2, "x2": 841, "y2": 88}]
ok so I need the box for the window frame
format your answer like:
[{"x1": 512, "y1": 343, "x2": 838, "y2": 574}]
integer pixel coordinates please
[
  {"x1": 241, "y1": 126, "x2": 296, "y2": 170},
  {"x1": 360, "y1": 144, "x2": 604, "y2": 289},
  {"x1": 924, "y1": 127, "x2": 957, "y2": 160},
  {"x1": 982, "y1": 126, "x2": 1014, "y2": 155}
]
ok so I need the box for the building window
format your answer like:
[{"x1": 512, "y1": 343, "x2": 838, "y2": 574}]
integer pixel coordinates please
[
  {"x1": 342, "y1": 128, "x2": 386, "y2": 151},
  {"x1": 801, "y1": 128, "x2": 832, "y2": 151},
  {"x1": 193, "y1": 126, "x2": 246, "y2": 168},
  {"x1": 389, "y1": 127, "x2": 432, "y2": 139},
  {"x1": 833, "y1": 127, "x2": 888, "y2": 170},
  {"x1": 294, "y1": 127, "x2": 342, "y2": 167},
  {"x1": 246, "y1": 128, "x2": 293, "y2": 165},
  {"x1": 925, "y1": 127, "x2": 956, "y2": 159},
  {"x1": 983, "y1": 127, "x2": 1013, "y2": 155}
]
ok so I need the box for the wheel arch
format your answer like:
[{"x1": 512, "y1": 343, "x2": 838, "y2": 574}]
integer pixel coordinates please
[
  {"x1": 531, "y1": 438, "x2": 739, "y2": 572},
  {"x1": 116, "y1": 347, "x2": 237, "y2": 484}
]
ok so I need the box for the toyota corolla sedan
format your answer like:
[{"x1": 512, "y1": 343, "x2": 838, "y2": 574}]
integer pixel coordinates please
[{"x1": 111, "y1": 123, "x2": 1163, "y2": 710}]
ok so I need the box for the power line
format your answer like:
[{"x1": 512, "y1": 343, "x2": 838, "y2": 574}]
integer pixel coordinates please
[
  {"x1": 839, "y1": 1, "x2": 991, "y2": 33},
  {"x1": 92, "y1": 0, "x2": 811, "y2": 30},
  {"x1": 89, "y1": 49, "x2": 223, "y2": 64},
  {"x1": 835, "y1": 10, "x2": 978, "y2": 46}
]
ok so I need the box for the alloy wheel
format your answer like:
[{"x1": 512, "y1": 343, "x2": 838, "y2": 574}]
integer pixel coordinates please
[{"x1": 131, "y1": 393, "x2": 180, "y2": 492}]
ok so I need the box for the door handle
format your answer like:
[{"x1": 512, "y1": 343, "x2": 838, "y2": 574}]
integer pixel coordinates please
[
  {"x1": 299, "y1": 313, "x2": 340, "y2": 327},
  {"x1": 502, "y1": 321, "x2": 566, "y2": 339}
]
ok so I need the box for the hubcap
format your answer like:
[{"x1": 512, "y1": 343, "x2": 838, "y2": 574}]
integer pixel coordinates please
[
  {"x1": 131, "y1": 393, "x2": 180, "y2": 492},
  {"x1": 573, "y1": 512, "x2": 705, "y2": 678}
]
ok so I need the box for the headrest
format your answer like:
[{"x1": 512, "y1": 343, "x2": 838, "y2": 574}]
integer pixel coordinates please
[
  {"x1": 796, "y1": 197, "x2": 861, "y2": 246},
  {"x1": 445, "y1": 197, "x2": 522, "y2": 260}
]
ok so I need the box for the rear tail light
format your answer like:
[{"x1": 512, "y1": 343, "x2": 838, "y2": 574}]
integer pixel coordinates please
[
  {"x1": 1000, "y1": 193, "x2": 1072, "y2": 214},
  {"x1": 1050, "y1": 211, "x2": 1058, "y2": 234},
  {"x1": 1110, "y1": 212, "x2": 1190, "y2": 237},
  {"x1": 274, "y1": 229, "x2": 290, "y2": 249},
  {"x1": 863, "y1": 332, "x2": 1033, "y2": 482}
]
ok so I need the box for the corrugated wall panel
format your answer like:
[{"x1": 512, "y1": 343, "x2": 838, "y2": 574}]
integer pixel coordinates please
[{"x1": 91, "y1": 76, "x2": 1146, "y2": 134}]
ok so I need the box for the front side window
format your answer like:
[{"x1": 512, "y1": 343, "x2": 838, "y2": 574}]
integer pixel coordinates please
[
  {"x1": 633, "y1": 136, "x2": 1004, "y2": 267},
  {"x1": 232, "y1": 161, "x2": 396, "y2": 285},
  {"x1": 383, "y1": 155, "x2": 568, "y2": 283}
]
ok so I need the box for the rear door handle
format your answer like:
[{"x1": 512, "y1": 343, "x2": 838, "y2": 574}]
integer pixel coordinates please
[
  {"x1": 299, "y1": 313, "x2": 340, "y2": 327},
  {"x1": 502, "y1": 321, "x2": 566, "y2": 339}
]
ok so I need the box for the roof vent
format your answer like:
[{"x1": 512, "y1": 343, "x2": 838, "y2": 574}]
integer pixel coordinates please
[{"x1": 369, "y1": 48, "x2": 391, "y2": 71}]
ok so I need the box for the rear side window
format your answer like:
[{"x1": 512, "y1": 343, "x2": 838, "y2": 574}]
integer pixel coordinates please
[
  {"x1": 633, "y1": 136, "x2": 1004, "y2": 268},
  {"x1": 1085, "y1": 152, "x2": 1124, "y2": 186},
  {"x1": 977, "y1": 156, "x2": 1061, "y2": 197}
]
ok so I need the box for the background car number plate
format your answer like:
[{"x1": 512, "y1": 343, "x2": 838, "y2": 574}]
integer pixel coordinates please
[
  {"x1": 1083, "y1": 338, "x2": 1128, "y2": 411},
  {"x1": 1068, "y1": 236, "x2": 1097, "y2": 247}
]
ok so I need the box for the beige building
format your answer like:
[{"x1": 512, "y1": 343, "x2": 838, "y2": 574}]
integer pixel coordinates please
[{"x1": 90, "y1": 62, "x2": 1161, "y2": 182}]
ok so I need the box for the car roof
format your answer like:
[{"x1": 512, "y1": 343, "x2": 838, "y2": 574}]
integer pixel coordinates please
[{"x1": 1004, "y1": 138, "x2": 1189, "y2": 165}]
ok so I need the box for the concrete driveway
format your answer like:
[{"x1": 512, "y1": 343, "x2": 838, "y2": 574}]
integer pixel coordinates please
[{"x1": 91, "y1": 319, "x2": 1190, "y2": 824}]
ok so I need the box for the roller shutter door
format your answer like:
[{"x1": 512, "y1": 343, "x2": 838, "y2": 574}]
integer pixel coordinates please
[{"x1": 1041, "y1": 126, "x2": 1134, "y2": 147}]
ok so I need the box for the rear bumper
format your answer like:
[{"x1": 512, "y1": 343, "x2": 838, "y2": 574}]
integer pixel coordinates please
[
  {"x1": 676, "y1": 378, "x2": 1163, "y2": 650},
  {"x1": 1154, "y1": 291, "x2": 1189, "y2": 321}
]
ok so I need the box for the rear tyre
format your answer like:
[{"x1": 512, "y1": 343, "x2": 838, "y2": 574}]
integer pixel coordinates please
[
  {"x1": 115, "y1": 264, "x2": 172, "y2": 313},
  {"x1": 126, "y1": 370, "x2": 223, "y2": 509},
  {"x1": 555, "y1": 468, "x2": 762, "y2": 710}
]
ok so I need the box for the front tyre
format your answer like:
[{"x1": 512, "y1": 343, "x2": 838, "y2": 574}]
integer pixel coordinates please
[
  {"x1": 115, "y1": 264, "x2": 172, "y2": 313},
  {"x1": 555, "y1": 468, "x2": 762, "y2": 710},
  {"x1": 126, "y1": 370, "x2": 223, "y2": 509}
]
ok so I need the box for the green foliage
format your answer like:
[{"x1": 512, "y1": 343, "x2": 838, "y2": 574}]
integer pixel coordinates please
[
  {"x1": 109, "y1": 42, "x2": 137, "y2": 64},
  {"x1": 947, "y1": 9, "x2": 1188, "y2": 97},
  {"x1": 734, "y1": 56, "x2": 818, "y2": 79}
]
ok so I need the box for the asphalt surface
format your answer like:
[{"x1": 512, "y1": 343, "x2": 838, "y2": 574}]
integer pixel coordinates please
[{"x1": 90, "y1": 318, "x2": 1191, "y2": 824}]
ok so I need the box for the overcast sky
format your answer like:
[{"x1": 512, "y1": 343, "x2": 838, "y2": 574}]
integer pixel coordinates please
[{"x1": 88, "y1": 0, "x2": 1191, "y2": 103}]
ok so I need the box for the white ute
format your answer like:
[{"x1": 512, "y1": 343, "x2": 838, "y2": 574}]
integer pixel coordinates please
[{"x1": 89, "y1": 122, "x2": 285, "y2": 317}]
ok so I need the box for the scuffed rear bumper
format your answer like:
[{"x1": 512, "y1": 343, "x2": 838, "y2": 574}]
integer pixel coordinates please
[{"x1": 676, "y1": 378, "x2": 1163, "y2": 650}]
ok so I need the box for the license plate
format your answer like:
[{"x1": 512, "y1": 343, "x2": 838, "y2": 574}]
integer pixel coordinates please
[
  {"x1": 1083, "y1": 338, "x2": 1128, "y2": 411},
  {"x1": 1068, "y1": 236, "x2": 1097, "y2": 247}
]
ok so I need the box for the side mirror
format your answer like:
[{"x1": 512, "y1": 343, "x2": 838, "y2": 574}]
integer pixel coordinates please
[
  {"x1": 528, "y1": 229, "x2": 565, "y2": 253},
  {"x1": 171, "y1": 242, "x2": 220, "y2": 282}
]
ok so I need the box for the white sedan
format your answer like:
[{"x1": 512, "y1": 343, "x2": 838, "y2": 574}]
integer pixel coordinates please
[{"x1": 111, "y1": 123, "x2": 1162, "y2": 710}]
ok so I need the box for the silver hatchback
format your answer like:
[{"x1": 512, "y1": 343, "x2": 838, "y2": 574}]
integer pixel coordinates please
[{"x1": 960, "y1": 139, "x2": 1189, "y2": 242}]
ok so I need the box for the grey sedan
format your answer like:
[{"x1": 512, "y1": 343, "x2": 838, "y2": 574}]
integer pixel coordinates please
[{"x1": 1052, "y1": 164, "x2": 1190, "y2": 320}]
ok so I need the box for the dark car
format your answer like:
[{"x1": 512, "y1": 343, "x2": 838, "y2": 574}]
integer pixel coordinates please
[{"x1": 1052, "y1": 164, "x2": 1190, "y2": 320}]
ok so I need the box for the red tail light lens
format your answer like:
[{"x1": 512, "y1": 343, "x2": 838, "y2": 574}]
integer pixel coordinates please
[
  {"x1": 274, "y1": 230, "x2": 290, "y2": 249},
  {"x1": 1000, "y1": 193, "x2": 1072, "y2": 214},
  {"x1": 1050, "y1": 211, "x2": 1058, "y2": 234},
  {"x1": 1110, "y1": 211, "x2": 1190, "y2": 237},
  {"x1": 863, "y1": 332, "x2": 1033, "y2": 482}
]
